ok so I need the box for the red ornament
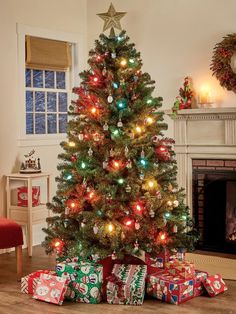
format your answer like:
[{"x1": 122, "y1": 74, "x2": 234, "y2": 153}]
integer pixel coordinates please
[
  {"x1": 71, "y1": 155, "x2": 77, "y2": 162},
  {"x1": 155, "y1": 145, "x2": 170, "y2": 161}
]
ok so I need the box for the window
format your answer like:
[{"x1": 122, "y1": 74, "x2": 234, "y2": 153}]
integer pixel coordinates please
[
  {"x1": 25, "y1": 69, "x2": 69, "y2": 134},
  {"x1": 17, "y1": 24, "x2": 84, "y2": 146}
]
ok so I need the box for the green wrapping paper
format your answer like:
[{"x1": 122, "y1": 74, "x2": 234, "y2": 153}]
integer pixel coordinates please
[
  {"x1": 56, "y1": 261, "x2": 103, "y2": 303},
  {"x1": 107, "y1": 264, "x2": 147, "y2": 305}
]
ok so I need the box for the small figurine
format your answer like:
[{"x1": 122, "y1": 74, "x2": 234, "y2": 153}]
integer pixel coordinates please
[{"x1": 20, "y1": 149, "x2": 41, "y2": 173}]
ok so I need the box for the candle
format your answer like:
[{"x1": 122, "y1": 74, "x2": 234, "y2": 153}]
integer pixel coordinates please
[{"x1": 198, "y1": 85, "x2": 212, "y2": 104}]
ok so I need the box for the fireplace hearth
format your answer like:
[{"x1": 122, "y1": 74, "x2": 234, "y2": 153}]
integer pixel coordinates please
[
  {"x1": 167, "y1": 107, "x2": 236, "y2": 255},
  {"x1": 192, "y1": 159, "x2": 236, "y2": 253}
]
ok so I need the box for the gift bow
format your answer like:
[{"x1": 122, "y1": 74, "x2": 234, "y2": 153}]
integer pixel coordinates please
[{"x1": 107, "y1": 274, "x2": 125, "y2": 298}]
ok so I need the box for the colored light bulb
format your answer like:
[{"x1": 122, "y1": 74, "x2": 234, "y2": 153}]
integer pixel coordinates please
[
  {"x1": 167, "y1": 200, "x2": 173, "y2": 206},
  {"x1": 148, "y1": 180, "x2": 154, "y2": 188},
  {"x1": 146, "y1": 98, "x2": 153, "y2": 104},
  {"x1": 160, "y1": 233, "x2": 166, "y2": 240},
  {"x1": 93, "y1": 76, "x2": 99, "y2": 82},
  {"x1": 125, "y1": 219, "x2": 132, "y2": 226},
  {"x1": 107, "y1": 223, "x2": 114, "y2": 232},
  {"x1": 165, "y1": 212, "x2": 171, "y2": 218},
  {"x1": 81, "y1": 162, "x2": 86, "y2": 169},
  {"x1": 113, "y1": 82, "x2": 119, "y2": 88},
  {"x1": 182, "y1": 215, "x2": 187, "y2": 220},
  {"x1": 146, "y1": 117, "x2": 154, "y2": 124},
  {"x1": 118, "y1": 178, "x2": 124, "y2": 184},
  {"x1": 68, "y1": 141, "x2": 75, "y2": 147},
  {"x1": 113, "y1": 129, "x2": 119, "y2": 136},
  {"x1": 136, "y1": 204, "x2": 141, "y2": 211},
  {"x1": 129, "y1": 58, "x2": 135, "y2": 64},
  {"x1": 136, "y1": 126, "x2": 142, "y2": 133},
  {"x1": 120, "y1": 58, "x2": 127, "y2": 66},
  {"x1": 66, "y1": 174, "x2": 72, "y2": 180},
  {"x1": 91, "y1": 107, "x2": 97, "y2": 114}
]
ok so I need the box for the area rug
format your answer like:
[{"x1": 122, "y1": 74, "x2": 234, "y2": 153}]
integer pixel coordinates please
[{"x1": 186, "y1": 253, "x2": 236, "y2": 280}]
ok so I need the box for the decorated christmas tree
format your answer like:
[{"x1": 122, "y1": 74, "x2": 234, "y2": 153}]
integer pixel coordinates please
[{"x1": 43, "y1": 3, "x2": 198, "y2": 260}]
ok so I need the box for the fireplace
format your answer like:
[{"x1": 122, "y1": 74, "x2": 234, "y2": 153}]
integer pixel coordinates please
[
  {"x1": 192, "y1": 159, "x2": 236, "y2": 253},
  {"x1": 167, "y1": 107, "x2": 236, "y2": 254}
]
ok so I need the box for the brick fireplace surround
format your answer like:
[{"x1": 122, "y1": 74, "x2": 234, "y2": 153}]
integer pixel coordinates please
[{"x1": 167, "y1": 108, "x2": 236, "y2": 211}]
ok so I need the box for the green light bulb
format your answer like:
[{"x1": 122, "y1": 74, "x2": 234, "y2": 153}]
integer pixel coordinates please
[
  {"x1": 81, "y1": 162, "x2": 86, "y2": 169},
  {"x1": 118, "y1": 178, "x2": 124, "y2": 184}
]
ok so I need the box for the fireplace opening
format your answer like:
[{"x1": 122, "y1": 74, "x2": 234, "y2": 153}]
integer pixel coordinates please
[{"x1": 192, "y1": 160, "x2": 236, "y2": 254}]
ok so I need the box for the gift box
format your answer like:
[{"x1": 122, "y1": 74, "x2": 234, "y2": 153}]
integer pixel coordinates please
[
  {"x1": 165, "y1": 260, "x2": 195, "y2": 279},
  {"x1": 56, "y1": 261, "x2": 103, "y2": 303},
  {"x1": 21, "y1": 270, "x2": 56, "y2": 294},
  {"x1": 107, "y1": 264, "x2": 147, "y2": 305},
  {"x1": 203, "y1": 274, "x2": 228, "y2": 297},
  {"x1": 17, "y1": 186, "x2": 40, "y2": 207},
  {"x1": 194, "y1": 270, "x2": 208, "y2": 297},
  {"x1": 146, "y1": 272, "x2": 194, "y2": 305},
  {"x1": 145, "y1": 250, "x2": 171, "y2": 268},
  {"x1": 33, "y1": 273, "x2": 69, "y2": 305}
]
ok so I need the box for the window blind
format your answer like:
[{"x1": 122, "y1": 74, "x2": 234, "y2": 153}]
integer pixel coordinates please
[{"x1": 25, "y1": 36, "x2": 71, "y2": 71}]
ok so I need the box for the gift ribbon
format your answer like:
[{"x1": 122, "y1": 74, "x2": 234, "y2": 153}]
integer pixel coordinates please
[{"x1": 106, "y1": 274, "x2": 125, "y2": 299}]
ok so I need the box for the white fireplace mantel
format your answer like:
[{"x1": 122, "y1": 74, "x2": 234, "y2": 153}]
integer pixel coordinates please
[{"x1": 166, "y1": 107, "x2": 236, "y2": 212}]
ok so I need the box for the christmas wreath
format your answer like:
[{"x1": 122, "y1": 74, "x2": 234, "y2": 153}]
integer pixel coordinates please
[{"x1": 210, "y1": 34, "x2": 236, "y2": 93}]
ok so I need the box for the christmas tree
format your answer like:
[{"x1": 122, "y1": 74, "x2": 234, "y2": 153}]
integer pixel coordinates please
[{"x1": 43, "y1": 3, "x2": 198, "y2": 260}]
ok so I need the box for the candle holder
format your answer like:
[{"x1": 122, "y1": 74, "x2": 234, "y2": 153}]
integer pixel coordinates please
[{"x1": 198, "y1": 85, "x2": 214, "y2": 108}]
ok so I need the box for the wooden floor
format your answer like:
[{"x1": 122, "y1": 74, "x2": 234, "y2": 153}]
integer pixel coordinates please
[{"x1": 0, "y1": 246, "x2": 236, "y2": 314}]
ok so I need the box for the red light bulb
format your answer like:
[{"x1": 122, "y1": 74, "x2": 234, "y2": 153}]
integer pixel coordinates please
[
  {"x1": 124, "y1": 219, "x2": 133, "y2": 227},
  {"x1": 93, "y1": 77, "x2": 99, "y2": 83}
]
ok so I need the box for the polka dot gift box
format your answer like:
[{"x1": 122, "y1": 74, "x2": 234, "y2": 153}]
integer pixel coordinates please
[
  {"x1": 56, "y1": 261, "x2": 103, "y2": 303},
  {"x1": 203, "y1": 274, "x2": 228, "y2": 297}
]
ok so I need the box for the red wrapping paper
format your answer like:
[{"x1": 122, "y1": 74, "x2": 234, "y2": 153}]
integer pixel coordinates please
[
  {"x1": 203, "y1": 274, "x2": 228, "y2": 297},
  {"x1": 21, "y1": 270, "x2": 56, "y2": 294},
  {"x1": 165, "y1": 260, "x2": 195, "y2": 279}
]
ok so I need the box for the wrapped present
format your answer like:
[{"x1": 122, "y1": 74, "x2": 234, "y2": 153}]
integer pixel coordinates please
[
  {"x1": 33, "y1": 273, "x2": 68, "y2": 305},
  {"x1": 17, "y1": 186, "x2": 40, "y2": 207},
  {"x1": 165, "y1": 260, "x2": 195, "y2": 279},
  {"x1": 107, "y1": 264, "x2": 147, "y2": 305},
  {"x1": 56, "y1": 261, "x2": 103, "y2": 303},
  {"x1": 145, "y1": 250, "x2": 171, "y2": 268},
  {"x1": 203, "y1": 274, "x2": 228, "y2": 297},
  {"x1": 21, "y1": 270, "x2": 56, "y2": 294},
  {"x1": 194, "y1": 270, "x2": 208, "y2": 297},
  {"x1": 146, "y1": 272, "x2": 194, "y2": 305}
]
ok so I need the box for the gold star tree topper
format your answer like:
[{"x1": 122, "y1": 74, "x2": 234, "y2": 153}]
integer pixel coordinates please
[{"x1": 97, "y1": 3, "x2": 126, "y2": 36}]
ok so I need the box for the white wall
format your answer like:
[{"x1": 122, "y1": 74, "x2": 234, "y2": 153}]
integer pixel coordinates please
[
  {"x1": 0, "y1": 0, "x2": 87, "y2": 245},
  {"x1": 87, "y1": 0, "x2": 236, "y2": 138}
]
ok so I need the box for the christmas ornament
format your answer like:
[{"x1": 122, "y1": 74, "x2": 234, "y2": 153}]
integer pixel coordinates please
[
  {"x1": 111, "y1": 251, "x2": 117, "y2": 260},
  {"x1": 93, "y1": 133, "x2": 100, "y2": 142},
  {"x1": 103, "y1": 158, "x2": 108, "y2": 169},
  {"x1": 111, "y1": 52, "x2": 116, "y2": 58},
  {"x1": 173, "y1": 225, "x2": 178, "y2": 233},
  {"x1": 81, "y1": 220, "x2": 86, "y2": 228},
  {"x1": 172, "y1": 77, "x2": 193, "y2": 115},
  {"x1": 88, "y1": 147, "x2": 93, "y2": 156},
  {"x1": 110, "y1": 148, "x2": 115, "y2": 156},
  {"x1": 102, "y1": 67, "x2": 107, "y2": 76},
  {"x1": 117, "y1": 118, "x2": 123, "y2": 127},
  {"x1": 120, "y1": 78, "x2": 125, "y2": 85},
  {"x1": 135, "y1": 221, "x2": 140, "y2": 230},
  {"x1": 71, "y1": 155, "x2": 77, "y2": 162},
  {"x1": 139, "y1": 172, "x2": 144, "y2": 180},
  {"x1": 65, "y1": 207, "x2": 70, "y2": 215},
  {"x1": 93, "y1": 224, "x2": 99, "y2": 234},
  {"x1": 124, "y1": 145, "x2": 129, "y2": 156},
  {"x1": 125, "y1": 184, "x2": 131, "y2": 193},
  {"x1": 149, "y1": 209, "x2": 155, "y2": 218},
  {"x1": 133, "y1": 240, "x2": 139, "y2": 252},
  {"x1": 107, "y1": 94, "x2": 113, "y2": 103},
  {"x1": 103, "y1": 122, "x2": 109, "y2": 131},
  {"x1": 126, "y1": 159, "x2": 132, "y2": 168},
  {"x1": 141, "y1": 149, "x2": 145, "y2": 158},
  {"x1": 173, "y1": 200, "x2": 179, "y2": 207}
]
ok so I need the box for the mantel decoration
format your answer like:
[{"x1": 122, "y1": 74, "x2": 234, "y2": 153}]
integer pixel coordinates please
[
  {"x1": 20, "y1": 149, "x2": 41, "y2": 174},
  {"x1": 210, "y1": 33, "x2": 236, "y2": 93},
  {"x1": 171, "y1": 77, "x2": 194, "y2": 117}
]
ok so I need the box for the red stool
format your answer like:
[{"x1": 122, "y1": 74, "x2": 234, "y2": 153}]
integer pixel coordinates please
[{"x1": 0, "y1": 217, "x2": 23, "y2": 281}]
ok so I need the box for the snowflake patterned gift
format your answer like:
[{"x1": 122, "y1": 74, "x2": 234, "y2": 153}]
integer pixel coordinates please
[
  {"x1": 106, "y1": 264, "x2": 147, "y2": 305},
  {"x1": 146, "y1": 272, "x2": 195, "y2": 305},
  {"x1": 165, "y1": 260, "x2": 195, "y2": 279},
  {"x1": 21, "y1": 270, "x2": 56, "y2": 294},
  {"x1": 33, "y1": 273, "x2": 69, "y2": 305},
  {"x1": 56, "y1": 261, "x2": 103, "y2": 303},
  {"x1": 203, "y1": 274, "x2": 228, "y2": 297}
]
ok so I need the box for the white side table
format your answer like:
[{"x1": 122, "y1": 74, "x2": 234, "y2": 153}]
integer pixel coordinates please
[{"x1": 6, "y1": 172, "x2": 51, "y2": 257}]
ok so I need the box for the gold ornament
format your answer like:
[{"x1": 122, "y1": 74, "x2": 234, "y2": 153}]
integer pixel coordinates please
[{"x1": 97, "y1": 3, "x2": 126, "y2": 35}]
